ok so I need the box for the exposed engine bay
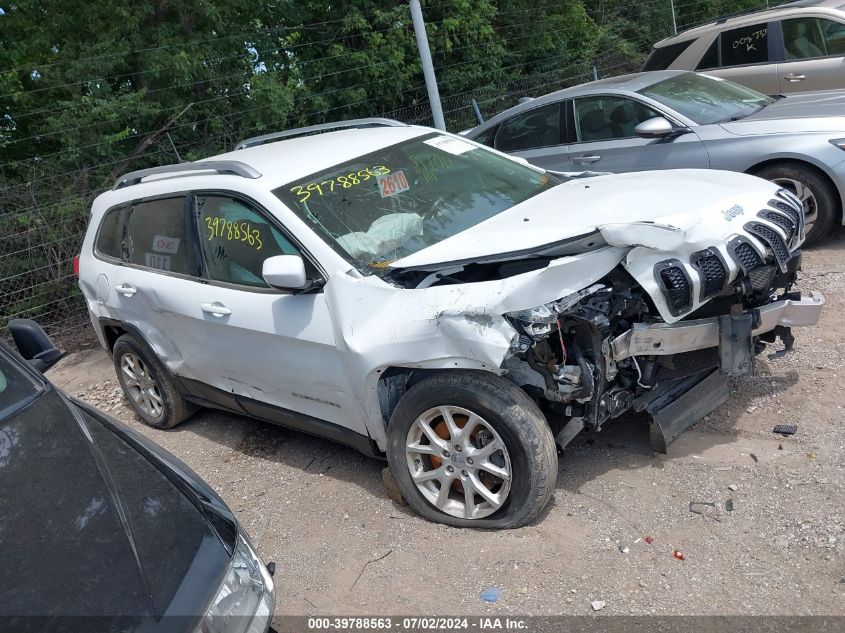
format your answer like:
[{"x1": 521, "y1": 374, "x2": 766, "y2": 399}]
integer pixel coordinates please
[{"x1": 500, "y1": 246, "x2": 817, "y2": 452}]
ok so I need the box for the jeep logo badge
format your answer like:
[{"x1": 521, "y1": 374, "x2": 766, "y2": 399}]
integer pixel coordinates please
[{"x1": 722, "y1": 204, "x2": 744, "y2": 221}]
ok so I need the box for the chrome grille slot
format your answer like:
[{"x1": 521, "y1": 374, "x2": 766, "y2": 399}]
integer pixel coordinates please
[
  {"x1": 691, "y1": 250, "x2": 727, "y2": 299},
  {"x1": 655, "y1": 261, "x2": 692, "y2": 316},
  {"x1": 759, "y1": 210, "x2": 796, "y2": 244},
  {"x1": 732, "y1": 241, "x2": 762, "y2": 272},
  {"x1": 744, "y1": 222, "x2": 790, "y2": 271}
]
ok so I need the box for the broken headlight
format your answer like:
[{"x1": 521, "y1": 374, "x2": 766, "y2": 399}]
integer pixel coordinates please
[
  {"x1": 506, "y1": 302, "x2": 559, "y2": 336},
  {"x1": 506, "y1": 284, "x2": 605, "y2": 337},
  {"x1": 198, "y1": 533, "x2": 275, "y2": 633}
]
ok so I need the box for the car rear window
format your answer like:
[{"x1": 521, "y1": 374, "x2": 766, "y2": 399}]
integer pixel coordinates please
[
  {"x1": 95, "y1": 206, "x2": 128, "y2": 259},
  {"x1": 642, "y1": 40, "x2": 695, "y2": 71}
]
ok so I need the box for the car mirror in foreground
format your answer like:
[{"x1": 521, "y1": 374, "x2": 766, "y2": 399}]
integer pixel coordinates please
[
  {"x1": 635, "y1": 116, "x2": 685, "y2": 139},
  {"x1": 8, "y1": 319, "x2": 64, "y2": 373},
  {"x1": 262, "y1": 254, "x2": 308, "y2": 290}
]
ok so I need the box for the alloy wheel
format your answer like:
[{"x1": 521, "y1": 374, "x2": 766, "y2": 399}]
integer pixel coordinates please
[
  {"x1": 772, "y1": 177, "x2": 817, "y2": 238},
  {"x1": 405, "y1": 405, "x2": 511, "y2": 520},
  {"x1": 120, "y1": 352, "x2": 164, "y2": 420}
]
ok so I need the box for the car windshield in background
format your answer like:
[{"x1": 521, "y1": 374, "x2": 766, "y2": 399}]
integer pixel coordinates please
[
  {"x1": 274, "y1": 133, "x2": 555, "y2": 272},
  {"x1": 0, "y1": 349, "x2": 43, "y2": 421},
  {"x1": 638, "y1": 73, "x2": 773, "y2": 125}
]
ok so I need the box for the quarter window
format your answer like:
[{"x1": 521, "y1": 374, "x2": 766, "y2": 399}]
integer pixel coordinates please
[
  {"x1": 195, "y1": 195, "x2": 301, "y2": 288},
  {"x1": 719, "y1": 22, "x2": 770, "y2": 67},
  {"x1": 95, "y1": 206, "x2": 128, "y2": 259},
  {"x1": 125, "y1": 198, "x2": 191, "y2": 274},
  {"x1": 494, "y1": 103, "x2": 561, "y2": 152},
  {"x1": 782, "y1": 17, "x2": 845, "y2": 59},
  {"x1": 642, "y1": 39, "x2": 695, "y2": 71},
  {"x1": 574, "y1": 96, "x2": 661, "y2": 142}
]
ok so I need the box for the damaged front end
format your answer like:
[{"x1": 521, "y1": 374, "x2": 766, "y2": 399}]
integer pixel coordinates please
[{"x1": 501, "y1": 190, "x2": 825, "y2": 452}]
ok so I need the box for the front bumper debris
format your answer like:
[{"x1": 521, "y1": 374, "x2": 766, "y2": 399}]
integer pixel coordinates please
[{"x1": 611, "y1": 291, "x2": 825, "y2": 361}]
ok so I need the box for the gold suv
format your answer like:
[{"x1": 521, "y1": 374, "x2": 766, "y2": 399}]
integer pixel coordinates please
[{"x1": 644, "y1": 0, "x2": 845, "y2": 94}]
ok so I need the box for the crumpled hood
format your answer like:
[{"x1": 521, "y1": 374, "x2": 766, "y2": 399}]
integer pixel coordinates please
[
  {"x1": 719, "y1": 91, "x2": 845, "y2": 135},
  {"x1": 389, "y1": 168, "x2": 780, "y2": 270}
]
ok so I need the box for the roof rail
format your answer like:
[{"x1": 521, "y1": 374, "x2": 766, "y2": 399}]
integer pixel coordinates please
[
  {"x1": 113, "y1": 160, "x2": 262, "y2": 190},
  {"x1": 712, "y1": 1, "x2": 790, "y2": 24},
  {"x1": 234, "y1": 118, "x2": 408, "y2": 150}
]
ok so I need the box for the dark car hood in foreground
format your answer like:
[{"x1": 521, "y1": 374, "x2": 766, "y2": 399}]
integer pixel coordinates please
[{"x1": 0, "y1": 387, "x2": 231, "y2": 623}]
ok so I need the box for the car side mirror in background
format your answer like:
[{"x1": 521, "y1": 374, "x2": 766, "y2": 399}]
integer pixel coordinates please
[
  {"x1": 262, "y1": 255, "x2": 309, "y2": 290},
  {"x1": 635, "y1": 116, "x2": 686, "y2": 139},
  {"x1": 8, "y1": 319, "x2": 64, "y2": 373}
]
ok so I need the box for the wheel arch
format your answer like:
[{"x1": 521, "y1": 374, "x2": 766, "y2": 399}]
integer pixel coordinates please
[
  {"x1": 375, "y1": 365, "x2": 506, "y2": 435},
  {"x1": 745, "y1": 157, "x2": 843, "y2": 223}
]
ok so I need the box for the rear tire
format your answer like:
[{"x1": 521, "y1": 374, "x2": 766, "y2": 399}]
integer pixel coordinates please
[
  {"x1": 754, "y1": 162, "x2": 838, "y2": 246},
  {"x1": 112, "y1": 334, "x2": 195, "y2": 429},
  {"x1": 386, "y1": 371, "x2": 557, "y2": 528}
]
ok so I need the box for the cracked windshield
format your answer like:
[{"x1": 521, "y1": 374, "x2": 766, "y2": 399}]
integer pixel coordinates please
[{"x1": 275, "y1": 133, "x2": 555, "y2": 271}]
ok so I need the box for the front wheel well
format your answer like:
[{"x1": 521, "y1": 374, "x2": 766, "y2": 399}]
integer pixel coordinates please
[
  {"x1": 746, "y1": 158, "x2": 841, "y2": 212},
  {"x1": 377, "y1": 366, "x2": 509, "y2": 428}
]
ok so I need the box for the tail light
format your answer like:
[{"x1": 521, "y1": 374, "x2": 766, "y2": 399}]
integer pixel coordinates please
[{"x1": 73, "y1": 255, "x2": 80, "y2": 277}]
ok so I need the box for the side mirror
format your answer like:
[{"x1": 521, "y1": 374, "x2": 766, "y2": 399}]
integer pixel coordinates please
[
  {"x1": 635, "y1": 116, "x2": 684, "y2": 139},
  {"x1": 262, "y1": 255, "x2": 308, "y2": 290},
  {"x1": 8, "y1": 319, "x2": 64, "y2": 373}
]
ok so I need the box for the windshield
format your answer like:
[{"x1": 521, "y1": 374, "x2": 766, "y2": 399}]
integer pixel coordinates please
[
  {"x1": 0, "y1": 348, "x2": 43, "y2": 421},
  {"x1": 638, "y1": 73, "x2": 773, "y2": 125},
  {"x1": 274, "y1": 133, "x2": 555, "y2": 272}
]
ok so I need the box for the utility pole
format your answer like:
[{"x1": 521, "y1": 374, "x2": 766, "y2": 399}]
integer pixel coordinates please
[
  {"x1": 670, "y1": 0, "x2": 678, "y2": 34},
  {"x1": 410, "y1": 0, "x2": 446, "y2": 131}
]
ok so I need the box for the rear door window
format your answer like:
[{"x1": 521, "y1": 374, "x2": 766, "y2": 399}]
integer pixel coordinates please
[
  {"x1": 719, "y1": 22, "x2": 770, "y2": 67},
  {"x1": 124, "y1": 197, "x2": 193, "y2": 275},
  {"x1": 493, "y1": 103, "x2": 562, "y2": 152}
]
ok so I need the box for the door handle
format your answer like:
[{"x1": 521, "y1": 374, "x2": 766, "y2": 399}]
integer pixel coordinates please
[
  {"x1": 573, "y1": 154, "x2": 601, "y2": 164},
  {"x1": 784, "y1": 73, "x2": 806, "y2": 82},
  {"x1": 115, "y1": 284, "x2": 137, "y2": 297},
  {"x1": 201, "y1": 302, "x2": 232, "y2": 317}
]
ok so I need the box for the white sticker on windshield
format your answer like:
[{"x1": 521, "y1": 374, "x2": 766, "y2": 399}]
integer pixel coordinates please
[{"x1": 423, "y1": 135, "x2": 476, "y2": 156}]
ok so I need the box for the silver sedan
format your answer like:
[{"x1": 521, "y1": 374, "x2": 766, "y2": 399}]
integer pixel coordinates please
[{"x1": 466, "y1": 70, "x2": 845, "y2": 244}]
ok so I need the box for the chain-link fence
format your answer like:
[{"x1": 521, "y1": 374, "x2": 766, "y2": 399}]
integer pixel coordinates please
[{"x1": 0, "y1": 0, "x2": 781, "y2": 349}]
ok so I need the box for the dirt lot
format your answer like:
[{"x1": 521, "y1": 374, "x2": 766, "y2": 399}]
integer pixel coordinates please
[{"x1": 50, "y1": 234, "x2": 844, "y2": 617}]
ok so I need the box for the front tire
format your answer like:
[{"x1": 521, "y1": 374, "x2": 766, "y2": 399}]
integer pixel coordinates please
[
  {"x1": 754, "y1": 162, "x2": 838, "y2": 246},
  {"x1": 386, "y1": 371, "x2": 557, "y2": 528},
  {"x1": 112, "y1": 334, "x2": 195, "y2": 429}
]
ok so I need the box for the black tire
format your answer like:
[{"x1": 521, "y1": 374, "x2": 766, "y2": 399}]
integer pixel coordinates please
[
  {"x1": 754, "y1": 162, "x2": 838, "y2": 246},
  {"x1": 112, "y1": 334, "x2": 196, "y2": 429},
  {"x1": 386, "y1": 371, "x2": 557, "y2": 529}
]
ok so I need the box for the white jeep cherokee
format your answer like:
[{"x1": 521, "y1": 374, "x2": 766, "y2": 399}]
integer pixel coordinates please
[{"x1": 79, "y1": 118, "x2": 824, "y2": 528}]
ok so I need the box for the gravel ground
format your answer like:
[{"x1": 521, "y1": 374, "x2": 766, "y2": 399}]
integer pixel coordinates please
[{"x1": 49, "y1": 233, "x2": 845, "y2": 617}]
